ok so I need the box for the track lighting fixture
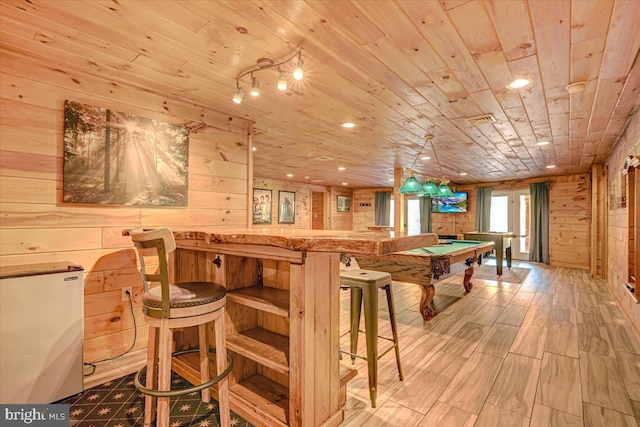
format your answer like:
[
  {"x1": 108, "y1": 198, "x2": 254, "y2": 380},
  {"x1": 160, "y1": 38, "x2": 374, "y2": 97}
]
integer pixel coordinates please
[{"x1": 232, "y1": 47, "x2": 304, "y2": 104}]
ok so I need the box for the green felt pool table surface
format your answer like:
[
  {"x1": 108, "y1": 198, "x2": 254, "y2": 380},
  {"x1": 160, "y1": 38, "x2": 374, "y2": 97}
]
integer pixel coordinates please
[{"x1": 407, "y1": 240, "x2": 488, "y2": 256}]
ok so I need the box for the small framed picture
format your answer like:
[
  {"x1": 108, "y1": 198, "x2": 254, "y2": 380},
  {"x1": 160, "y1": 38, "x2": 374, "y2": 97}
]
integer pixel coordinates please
[
  {"x1": 337, "y1": 195, "x2": 351, "y2": 212},
  {"x1": 278, "y1": 191, "x2": 296, "y2": 224},
  {"x1": 252, "y1": 188, "x2": 272, "y2": 225}
]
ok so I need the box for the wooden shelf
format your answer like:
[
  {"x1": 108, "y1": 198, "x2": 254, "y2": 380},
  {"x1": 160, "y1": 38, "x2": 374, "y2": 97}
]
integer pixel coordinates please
[
  {"x1": 227, "y1": 328, "x2": 290, "y2": 374},
  {"x1": 340, "y1": 363, "x2": 358, "y2": 386},
  {"x1": 230, "y1": 374, "x2": 289, "y2": 427},
  {"x1": 227, "y1": 287, "x2": 290, "y2": 317}
]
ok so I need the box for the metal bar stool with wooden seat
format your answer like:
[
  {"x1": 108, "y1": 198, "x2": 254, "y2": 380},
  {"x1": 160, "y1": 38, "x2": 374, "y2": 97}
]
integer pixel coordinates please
[
  {"x1": 340, "y1": 269, "x2": 403, "y2": 407},
  {"x1": 130, "y1": 228, "x2": 232, "y2": 427}
]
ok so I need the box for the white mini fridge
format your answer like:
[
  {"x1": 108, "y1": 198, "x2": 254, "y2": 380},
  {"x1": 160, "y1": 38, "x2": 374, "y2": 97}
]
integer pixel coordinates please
[{"x1": 0, "y1": 262, "x2": 84, "y2": 403}]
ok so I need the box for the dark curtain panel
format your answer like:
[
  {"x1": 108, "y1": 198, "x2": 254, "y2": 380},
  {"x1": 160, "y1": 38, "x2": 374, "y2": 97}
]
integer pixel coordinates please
[
  {"x1": 529, "y1": 182, "x2": 550, "y2": 264},
  {"x1": 374, "y1": 191, "x2": 391, "y2": 225},
  {"x1": 475, "y1": 187, "x2": 492, "y2": 232},
  {"x1": 419, "y1": 196, "x2": 432, "y2": 233}
]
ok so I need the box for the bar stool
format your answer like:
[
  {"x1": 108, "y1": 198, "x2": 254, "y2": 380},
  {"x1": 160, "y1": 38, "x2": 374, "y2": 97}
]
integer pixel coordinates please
[
  {"x1": 130, "y1": 228, "x2": 232, "y2": 427},
  {"x1": 340, "y1": 269, "x2": 403, "y2": 407}
]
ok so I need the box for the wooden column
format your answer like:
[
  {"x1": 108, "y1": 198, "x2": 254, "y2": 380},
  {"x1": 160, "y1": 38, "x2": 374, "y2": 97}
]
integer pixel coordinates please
[{"x1": 394, "y1": 167, "x2": 405, "y2": 233}]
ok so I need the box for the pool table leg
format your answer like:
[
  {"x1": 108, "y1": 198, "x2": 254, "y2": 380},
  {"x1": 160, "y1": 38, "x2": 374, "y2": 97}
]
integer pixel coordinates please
[
  {"x1": 463, "y1": 267, "x2": 474, "y2": 293},
  {"x1": 419, "y1": 285, "x2": 436, "y2": 321}
]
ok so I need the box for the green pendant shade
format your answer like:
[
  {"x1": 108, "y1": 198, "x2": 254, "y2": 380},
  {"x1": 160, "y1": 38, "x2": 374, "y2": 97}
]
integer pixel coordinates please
[
  {"x1": 438, "y1": 182, "x2": 455, "y2": 197},
  {"x1": 399, "y1": 175, "x2": 422, "y2": 194},
  {"x1": 421, "y1": 180, "x2": 438, "y2": 197}
]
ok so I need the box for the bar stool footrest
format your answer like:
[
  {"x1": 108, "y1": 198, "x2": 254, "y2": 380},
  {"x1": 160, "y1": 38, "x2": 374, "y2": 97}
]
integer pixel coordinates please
[
  {"x1": 340, "y1": 342, "x2": 398, "y2": 361},
  {"x1": 134, "y1": 348, "x2": 233, "y2": 398}
]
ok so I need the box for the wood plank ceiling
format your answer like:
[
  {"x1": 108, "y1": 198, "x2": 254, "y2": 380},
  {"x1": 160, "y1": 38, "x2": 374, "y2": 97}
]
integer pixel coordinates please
[{"x1": 1, "y1": 0, "x2": 639, "y2": 188}]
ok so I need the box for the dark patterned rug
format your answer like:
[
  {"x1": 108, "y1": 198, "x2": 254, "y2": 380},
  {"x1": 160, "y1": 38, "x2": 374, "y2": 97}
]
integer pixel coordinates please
[{"x1": 57, "y1": 372, "x2": 253, "y2": 427}]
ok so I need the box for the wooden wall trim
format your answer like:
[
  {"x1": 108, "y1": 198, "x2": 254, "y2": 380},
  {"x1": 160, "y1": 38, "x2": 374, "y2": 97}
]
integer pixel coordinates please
[{"x1": 247, "y1": 122, "x2": 254, "y2": 228}]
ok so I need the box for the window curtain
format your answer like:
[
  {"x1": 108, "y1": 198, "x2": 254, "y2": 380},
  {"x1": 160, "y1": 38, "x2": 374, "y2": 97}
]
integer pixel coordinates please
[
  {"x1": 529, "y1": 182, "x2": 550, "y2": 264},
  {"x1": 374, "y1": 191, "x2": 391, "y2": 225},
  {"x1": 419, "y1": 196, "x2": 432, "y2": 233},
  {"x1": 475, "y1": 187, "x2": 492, "y2": 232}
]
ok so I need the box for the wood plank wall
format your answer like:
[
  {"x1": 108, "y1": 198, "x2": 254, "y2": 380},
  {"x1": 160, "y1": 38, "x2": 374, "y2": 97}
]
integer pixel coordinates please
[
  {"x1": 0, "y1": 49, "x2": 251, "y2": 365},
  {"x1": 329, "y1": 187, "x2": 354, "y2": 231},
  {"x1": 547, "y1": 175, "x2": 591, "y2": 268},
  {"x1": 352, "y1": 188, "x2": 390, "y2": 231},
  {"x1": 353, "y1": 176, "x2": 591, "y2": 270},
  {"x1": 604, "y1": 112, "x2": 640, "y2": 332}
]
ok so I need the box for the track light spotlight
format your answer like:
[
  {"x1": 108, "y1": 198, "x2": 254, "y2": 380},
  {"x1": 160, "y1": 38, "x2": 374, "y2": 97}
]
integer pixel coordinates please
[
  {"x1": 232, "y1": 86, "x2": 244, "y2": 104},
  {"x1": 277, "y1": 69, "x2": 287, "y2": 91},
  {"x1": 293, "y1": 54, "x2": 304, "y2": 80},
  {"x1": 250, "y1": 75, "x2": 260, "y2": 96}
]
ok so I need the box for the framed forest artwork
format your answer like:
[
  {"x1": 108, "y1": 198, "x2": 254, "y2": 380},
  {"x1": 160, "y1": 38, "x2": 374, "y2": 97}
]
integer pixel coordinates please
[
  {"x1": 253, "y1": 188, "x2": 272, "y2": 224},
  {"x1": 278, "y1": 191, "x2": 296, "y2": 224},
  {"x1": 337, "y1": 195, "x2": 351, "y2": 212},
  {"x1": 63, "y1": 100, "x2": 189, "y2": 206}
]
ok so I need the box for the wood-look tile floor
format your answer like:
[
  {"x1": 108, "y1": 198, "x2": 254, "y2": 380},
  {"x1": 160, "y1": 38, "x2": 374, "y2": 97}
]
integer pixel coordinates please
[{"x1": 339, "y1": 260, "x2": 640, "y2": 427}]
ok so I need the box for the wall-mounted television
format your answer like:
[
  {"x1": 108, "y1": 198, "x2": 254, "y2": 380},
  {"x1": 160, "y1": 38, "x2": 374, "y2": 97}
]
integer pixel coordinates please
[{"x1": 432, "y1": 192, "x2": 468, "y2": 213}]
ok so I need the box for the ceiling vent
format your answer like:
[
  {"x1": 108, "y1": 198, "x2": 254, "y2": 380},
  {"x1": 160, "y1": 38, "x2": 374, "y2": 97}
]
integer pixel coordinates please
[
  {"x1": 313, "y1": 156, "x2": 333, "y2": 161},
  {"x1": 465, "y1": 113, "x2": 496, "y2": 126}
]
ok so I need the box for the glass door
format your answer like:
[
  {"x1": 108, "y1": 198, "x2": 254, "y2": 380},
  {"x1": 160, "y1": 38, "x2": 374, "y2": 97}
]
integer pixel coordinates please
[
  {"x1": 405, "y1": 196, "x2": 421, "y2": 235},
  {"x1": 490, "y1": 189, "x2": 530, "y2": 260}
]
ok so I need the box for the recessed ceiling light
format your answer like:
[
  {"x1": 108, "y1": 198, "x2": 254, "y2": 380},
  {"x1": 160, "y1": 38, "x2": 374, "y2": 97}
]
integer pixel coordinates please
[
  {"x1": 342, "y1": 182, "x2": 348, "y2": 186},
  {"x1": 252, "y1": 146, "x2": 257, "y2": 151},
  {"x1": 342, "y1": 122, "x2": 355, "y2": 128},
  {"x1": 507, "y1": 78, "x2": 530, "y2": 89},
  {"x1": 565, "y1": 81, "x2": 586, "y2": 94},
  {"x1": 546, "y1": 165, "x2": 556, "y2": 169},
  {"x1": 421, "y1": 156, "x2": 431, "y2": 160},
  {"x1": 460, "y1": 172, "x2": 468, "y2": 176},
  {"x1": 537, "y1": 141, "x2": 550, "y2": 146},
  {"x1": 338, "y1": 167, "x2": 346, "y2": 171},
  {"x1": 286, "y1": 173, "x2": 293, "y2": 177}
]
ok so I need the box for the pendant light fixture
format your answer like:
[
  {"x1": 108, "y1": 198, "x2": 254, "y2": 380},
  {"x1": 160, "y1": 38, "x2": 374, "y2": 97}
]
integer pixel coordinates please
[
  {"x1": 232, "y1": 47, "x2": 304, "y2": 104},
  {"x1": 398, "y1": 133, "x2": 455, "y2": 198}
]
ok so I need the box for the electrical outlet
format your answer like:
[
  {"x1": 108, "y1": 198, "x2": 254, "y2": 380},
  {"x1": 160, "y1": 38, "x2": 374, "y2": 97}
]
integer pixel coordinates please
[{"x1": 121, "y1": 286, "x2": 132, "y2": 301}]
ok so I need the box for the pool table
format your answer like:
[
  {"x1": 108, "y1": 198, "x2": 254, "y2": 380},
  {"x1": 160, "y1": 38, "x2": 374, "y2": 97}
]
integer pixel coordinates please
[{"x1": 352, "y1": 240, "x2": 494, "y2": 320}]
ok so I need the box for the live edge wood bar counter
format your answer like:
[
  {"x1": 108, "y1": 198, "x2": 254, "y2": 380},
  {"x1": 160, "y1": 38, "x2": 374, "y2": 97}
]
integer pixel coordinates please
[{"x1": 164, "y1": 229, "x2": 437, "y2": 427}]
